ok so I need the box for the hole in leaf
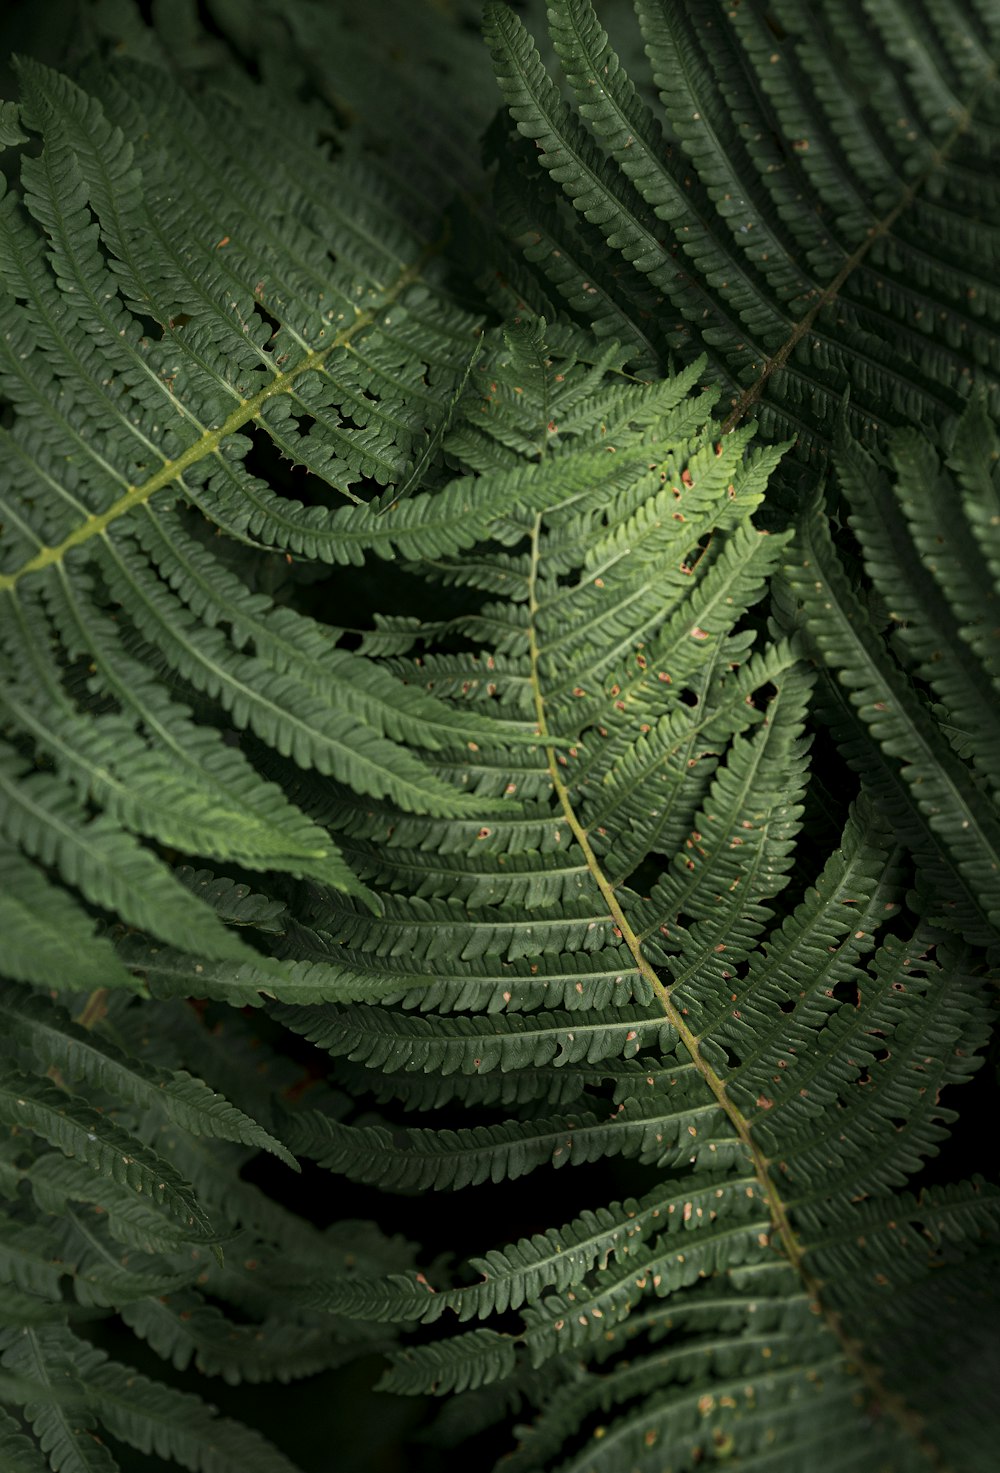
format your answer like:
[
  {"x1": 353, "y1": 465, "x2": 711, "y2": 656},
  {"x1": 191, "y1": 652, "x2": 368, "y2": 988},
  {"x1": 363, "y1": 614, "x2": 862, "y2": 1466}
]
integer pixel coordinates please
[
  {"x1": 830, "y1": 978, "x2": 860, "y2": 1007},
  {"x1": 240, "y1": 425, "x2": 347, "y2": 511},
  {"x1": 253, "y1": 298, "x2": 282, "y2": 342}
]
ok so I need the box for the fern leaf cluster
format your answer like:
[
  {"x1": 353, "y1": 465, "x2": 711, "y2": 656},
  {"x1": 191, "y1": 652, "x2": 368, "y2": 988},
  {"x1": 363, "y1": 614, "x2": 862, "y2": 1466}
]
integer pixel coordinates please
[
  {"x1": 270, "y1": 319, "x2": 994, "y2": 1470},
  {"x1": 0, "y1": 2, "x2": 998, "y2": 1472},
  {"x1": 482, "y1": 0, "x2": 1000, "y2": 472},
  {"x1": 780, "y1": 396, "x2": 1000, "y2": 948}
]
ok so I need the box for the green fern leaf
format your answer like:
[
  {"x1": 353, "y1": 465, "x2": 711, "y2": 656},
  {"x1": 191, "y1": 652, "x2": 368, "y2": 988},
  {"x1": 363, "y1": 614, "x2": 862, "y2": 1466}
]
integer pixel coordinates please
[
  {"x1": 0, "y1": 1328, "x2": 119, "y2": 1473},
  {"x1": 263, "y1": 312, "x2": 996, "y2": 1468},
  {"x1": 119, "y1": 1287, "x2": 373, "y2": 1385},
  {"x1": 0, "y1": 986, "x2": 296, "y2": 1169},
  {"x1": 0, "y1": 1404, "x2": 49, "y2": 1473},
  {"x1": 0, "y1": 45, "x2": 551, "y2": 992},
  {"x1": 2, "y1": 9, "x2": 998, "y2": 1470},
  {"x1": 781, "y1": 449, "x2": 1000, "y2": 937},
  {"x1": 0, "y1": 1213, "x2": 64, "y2": 1304},
  {"x1": 0, "y1": 1073, "x2": 213, "y2": 1240},
  {"x1": 0, "y1": 842, "x2": 137, "y2": 992},
  {"x1": 1, "y1": 1325, "x2": 301, "y2": 1473},
  {"x1": 483, "y1": 0, "x2": 1000, "y2": 469},
  {"x1": 0, "y1": 748, "x2": 265, "y2": 963}
]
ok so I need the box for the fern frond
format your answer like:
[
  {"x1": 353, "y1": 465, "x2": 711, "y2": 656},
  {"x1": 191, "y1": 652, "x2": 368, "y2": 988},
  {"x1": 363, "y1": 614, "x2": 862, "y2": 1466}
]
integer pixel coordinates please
[
  {"x1": 0, "y1": 746, "x2": 264, "y2": 963},
  {"x1": 0, "y1": 841, "x2": 137, "y2": 991},
  {"x1": 0, "y1": 1404, "x2": 49, "y2": 1473},
  {"x1": 119, "y1": 1287, "x2": 370, "y2": 1385},
  {"x1": 0, "y1": 1213, "x2": 64, "y2": 1304},
  {"x1": 0, "y1": 1325, "x2": 302, "y2": 1473},
  {"x1": 1, "y1": 9, "x2": 997, "y2": 1469},
  {"x1": 780, "y1": 402, "x2": 1000, "y2": 940},
  {"x1": 0, "y1": 1072, "x2": 213, "y2": 1240},
  {"x1": 27, "y1": 1154, "x2": 214, "y2": 1260},
  {"x1": 0, "y1": 1327, "x2": 119, "y2": 1473},
  {"x1": 262, "y1": 316, "x2": 996, "y2": 1469},
  {"x1": 483, "y1": 0, "x2": 1000, "y2": 470},
  {"x1": 314, "y1": 1173, "x2": 756, "y2": 1326},
  {"x1": 274, "y1": 1000, "x2": 673, "y2": 1075},
  {"x1": 0, "y1": 45, "x2": 555, "y2": 997},
  {"x1": 0, "y1": 985, "x2": 296, "y2": 1168}
]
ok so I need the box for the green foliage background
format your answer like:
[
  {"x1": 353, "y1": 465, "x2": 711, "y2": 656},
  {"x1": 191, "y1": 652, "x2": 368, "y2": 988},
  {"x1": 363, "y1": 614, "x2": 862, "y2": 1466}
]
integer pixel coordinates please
[{"x1": 0, "y1": 2, "x2": 998, "y2": 1471}]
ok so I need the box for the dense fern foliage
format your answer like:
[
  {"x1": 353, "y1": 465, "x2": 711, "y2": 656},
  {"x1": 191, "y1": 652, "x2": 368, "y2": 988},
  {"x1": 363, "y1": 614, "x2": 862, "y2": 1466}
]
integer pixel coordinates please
[
  {"x1": 0, "y1": 3, "x2": 998, "y2": 1472},
  {"x1": 482, "y1": 0, "x2": 1000, "y2": 463}
]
